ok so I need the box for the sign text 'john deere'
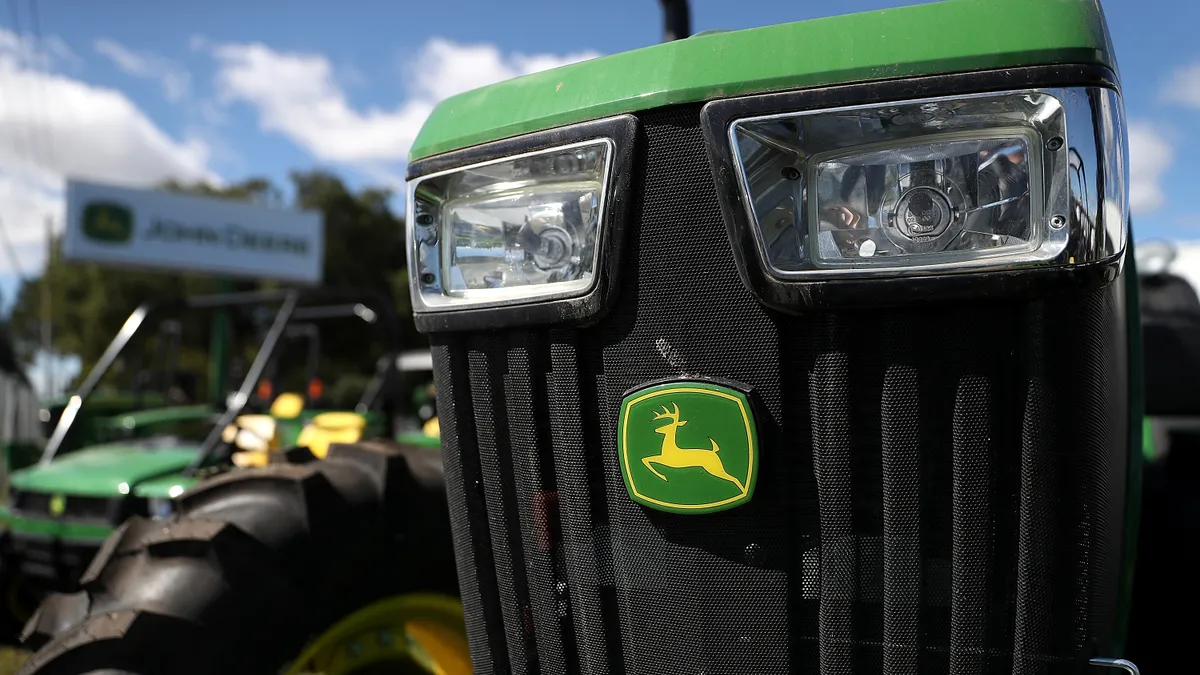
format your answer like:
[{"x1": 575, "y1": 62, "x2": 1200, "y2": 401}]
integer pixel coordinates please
[
  {"x1": 64, "y1": 179, "x2": 324, "y2": 284},
  {"x1": 618, "y1": 380, "x2": 758, "y2": 514},
  {"x1": 142, "y1": 218, "x2": 311, "y2": 255}
]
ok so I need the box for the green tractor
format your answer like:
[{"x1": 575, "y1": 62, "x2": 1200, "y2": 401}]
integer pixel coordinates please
[
  {"x1": 18, "y1": 0, "x2": 1149, "y2": 673},
  {"x1": 0, "y1": 289, "x2": 431, "y2": 642},
  {"x1": 5, "y1": 317, "x2": 190, "y2": 476}
]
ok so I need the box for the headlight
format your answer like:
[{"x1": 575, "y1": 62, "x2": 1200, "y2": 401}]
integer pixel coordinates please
[
  {"x1": 727, "y1": 87, "x2": 1126, "y2": 278},
  {"x1": 408, "y1": 139, "x2": 614, "y2": 311},
  {"x1": 148, "y1": 498, "x2": 174, "y2": 519}
]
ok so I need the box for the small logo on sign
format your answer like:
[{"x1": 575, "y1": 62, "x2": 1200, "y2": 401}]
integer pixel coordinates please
[
  {"x1": 48, "y1": 494, "x2": 66, "y2": 518},
  {"x1": 82, "y1": 202, "x2": 134, "y2": 244},
  {"x1": 618, "y1": 381, "x2": 758, "y2": 514}
]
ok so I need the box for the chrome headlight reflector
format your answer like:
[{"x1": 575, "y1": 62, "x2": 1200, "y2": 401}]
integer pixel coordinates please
[
  {"x1": 148, "y1": 497, "x2": 174, "y2": 519},
  {"x1": 728, "y1": 87, "x2": 1126, "y2": 278},
  {"x1": 408, "y1": 139, "x2": 614, "y2": 311}
]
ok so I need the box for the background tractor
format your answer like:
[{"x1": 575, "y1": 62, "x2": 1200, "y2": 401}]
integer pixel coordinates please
[
  {"x1": 1124, "y1": 240, "x2": 1200, "y2": 672},
  {"x1": 0, "y1": 289, "x2": 439, "y2": 648}
]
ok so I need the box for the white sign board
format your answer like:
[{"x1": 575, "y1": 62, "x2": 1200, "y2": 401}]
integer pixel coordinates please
[{"x1": 63, "y1": 179, "x2": 324, "y2": 284}]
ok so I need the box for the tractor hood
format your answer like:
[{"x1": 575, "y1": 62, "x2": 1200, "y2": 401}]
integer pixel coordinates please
[
  {"x1": 409, "y1": 0, "x2": 1115, "y2": 162},
  {"x1": 9, "y1": 438, "x2": 202, "y2": 498}
]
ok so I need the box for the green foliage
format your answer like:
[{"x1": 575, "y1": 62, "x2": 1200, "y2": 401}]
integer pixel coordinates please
[{"x1": 7, "y1": 172, "x2": 426, "y2": 398}]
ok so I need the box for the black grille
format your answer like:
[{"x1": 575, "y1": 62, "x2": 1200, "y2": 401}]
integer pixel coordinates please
[
  {"x1": 430, "y1": 106, "x2": 1130, "y2": 675},
  {"x1": 62, "y1": 495, "x2": 112, "y2": 521},
  {"x1": 13, "y1": 490, "x2": 52, "y2": 515},
  {"x1": 11, "y1": 491, "x2": 111, "y2": 521}
]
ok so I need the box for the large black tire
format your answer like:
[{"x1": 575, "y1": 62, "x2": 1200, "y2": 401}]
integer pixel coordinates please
[
  {"x1": 17, "y1": 440, "x2": 458, "y2": 675},
  {"x1": 0, "y1": 543, "x2": 31, "y2": 645}
]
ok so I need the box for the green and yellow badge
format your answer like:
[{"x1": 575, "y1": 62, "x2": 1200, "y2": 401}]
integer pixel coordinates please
[
  {"x1": 618, "y1": 380, "x2": 758, "y2": 514},
  {"x1": 81, "y1": 201, "x2": 134, "y2": 244}
]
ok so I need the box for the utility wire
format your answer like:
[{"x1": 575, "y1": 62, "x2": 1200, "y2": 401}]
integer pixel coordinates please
[
  {"x1": 26, "y1": 0, "x2": 55, "y2": 167},
  {"x1": 3, "y1": 0, "x2": 34, "y2": 167},
  {"x1": 0, "y1": 218, "x2": 28, "y2": 281}
]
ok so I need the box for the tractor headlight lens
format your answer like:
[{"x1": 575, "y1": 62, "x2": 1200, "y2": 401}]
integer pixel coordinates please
[
  {"x1": 730, "y1": 87, "x2": 1127, "y2": 277},
  {"x1": 148, "y1": 498, "x2": 174, "y2": 519},
  {"x1": 408, "y1": 139, "x2": 614, "y2": 311}
]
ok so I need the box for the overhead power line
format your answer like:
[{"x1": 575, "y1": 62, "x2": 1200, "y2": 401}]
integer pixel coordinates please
[
  {"x1": 4, "y1": 0, "x2": 34, "y2": 167},
  {"x1": 0, "y1": 218, "x2": 28, "y2": 281},
  {"x1": 26, "y1": 0, "x2": 55, "y2": 166}
]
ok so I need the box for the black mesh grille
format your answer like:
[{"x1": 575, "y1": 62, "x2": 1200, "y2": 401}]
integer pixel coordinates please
[
  {"x1": 13, "y1": 490, "x2": 53, "y2": 515},
  {"x1": 62, "y1": 495, "x2": 112, "y2": 521},
  {"x1": 430, "y1": 105, "x2": 1129, "y2": 675},
  {"x1": 13, "y1": 492, "x2": 119, "y2": 521}
]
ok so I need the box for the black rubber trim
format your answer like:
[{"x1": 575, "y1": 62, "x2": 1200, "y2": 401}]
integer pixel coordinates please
[
  {"x1": 699, "y1": 63, "x2": 1123, "y2": 313},
  {"x1": 408, "y1": 115, "x2": 639, "y2": 334}
]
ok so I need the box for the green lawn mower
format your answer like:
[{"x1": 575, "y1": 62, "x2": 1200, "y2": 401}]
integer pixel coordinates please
[
  {"x1": 18, "y1": 0, "x2": 1148, "y2": 673},
  {"x1": 1, "y1": 289, "x2": 438, "y2": 646},
  {"x1": 7, "y1": 318, "x2": 190, "y2": 476}
]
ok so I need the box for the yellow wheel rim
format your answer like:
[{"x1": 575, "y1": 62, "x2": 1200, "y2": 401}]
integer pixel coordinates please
[{"x1": 285, "y1": 593, "x2": 470, "y2": 675}]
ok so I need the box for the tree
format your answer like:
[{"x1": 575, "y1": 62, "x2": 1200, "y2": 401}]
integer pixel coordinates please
[{"x1": 6, "y1": 171, "x2": 423, "y2": 402}]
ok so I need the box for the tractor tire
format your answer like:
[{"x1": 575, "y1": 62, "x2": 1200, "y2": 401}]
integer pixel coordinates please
[
  {"x1": 16, "y1": 440, "x2": 459, "y2": 675},
  {"x1": 0, "y1": 547, "x2": 31, "y2": 645}
]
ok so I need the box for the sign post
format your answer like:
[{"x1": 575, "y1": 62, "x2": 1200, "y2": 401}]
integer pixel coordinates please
[{"x1": 209, "y1": 279, "x2": 231, "y2": 406}]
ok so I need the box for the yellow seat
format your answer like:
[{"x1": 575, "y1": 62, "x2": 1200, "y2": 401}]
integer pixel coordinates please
[
  {"x1": 231, "y1": 451, "x2": 271, "y2": 468},
  {"x1": 223, "y1": 413, "x2": 282, "y2": 468},
  {"x1": 296, "y1": 412, "x2": 367, "y2": 459},
  {"x1": 222, "y1": 414, "x2": 277, "y2": 451},
  {"x1": 224, "y1": 395, "x2": 306, "y2": 467},
  {"x1": 270, "y1": 392, "x2": 305, "y2": 419}
]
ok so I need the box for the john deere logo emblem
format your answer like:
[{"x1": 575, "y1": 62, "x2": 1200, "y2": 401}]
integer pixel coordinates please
[
  {"x1": 618, "y1": 381, "x2": 758, "y2": 514},
  {"x1": 48, "y1": 494, "x2": 66, "y2": 518},
  {"x1": 82, "y1": 201, "x2": 134, "y2": 244}
]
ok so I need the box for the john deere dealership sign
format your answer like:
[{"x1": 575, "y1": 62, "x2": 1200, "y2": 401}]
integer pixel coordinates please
[{"x1": 64, "y1": 179, "x2": 324, "y2": 284}]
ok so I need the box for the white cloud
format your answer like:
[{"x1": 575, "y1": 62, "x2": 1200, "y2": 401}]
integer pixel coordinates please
[
  {"x1": 0, "y1": 30, "x2": 216, "y2": 276},
  {"x1": 407, "y1": 39, "x2": 598, "y2": 102},
  {"x1": 1163, "y1": 62, "x2": 1200, "y2": 109},
  {"x1": 94, "y1": 38, "x2": 191, "y2": 102},
  {"x1": 0, "y1": 29, "x2": 74, "y2": 72},
  {"x1": 209, "y1": 38, "x2": 600, "y2": 174},
  {"x1": 188, "y1": 34, "x2": 209, "y2": 54},
  {"x1": 1128, "y1": 122, "x2": 1173, "y2": 214}
]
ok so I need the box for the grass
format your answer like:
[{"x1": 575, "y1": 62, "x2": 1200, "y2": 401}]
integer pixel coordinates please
[{"x1": 0, "y1": 646, "x2": 29, "y2": 674}]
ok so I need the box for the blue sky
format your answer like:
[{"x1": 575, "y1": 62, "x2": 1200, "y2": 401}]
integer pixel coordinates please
[{"x1": 1, "y1": 0, "x2": 1199, "y2": 389}]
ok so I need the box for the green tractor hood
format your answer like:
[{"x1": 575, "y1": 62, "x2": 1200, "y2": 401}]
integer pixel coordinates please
[
  {"x1": 409, "y1": 0, "x2": 1115, "y2": 161},
  {"x1": 9, "y1": 440, "x2": 201, "y2": 498}
]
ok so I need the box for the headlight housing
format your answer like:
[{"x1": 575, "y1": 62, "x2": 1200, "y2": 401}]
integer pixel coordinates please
[
  {"x1": 405, "y1": 115, "x2": 637, "y2": 331},
  {"x1": 410, "y1": 141, "x2": 612, "y2": 308},
  {"x1": 148, "y1": 498, "x2": 174, "y2": 519},
  {"x1": 726, "y1": 87, "x2": 1125, "y2": 278}
]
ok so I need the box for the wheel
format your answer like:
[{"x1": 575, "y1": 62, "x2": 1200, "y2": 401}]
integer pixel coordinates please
[
  {"x1": 16, "y1": 440, "x2": 464, "y2": 675},
  {"x1": 0, "y1": 546, "x2": 39, "y2": 645}
]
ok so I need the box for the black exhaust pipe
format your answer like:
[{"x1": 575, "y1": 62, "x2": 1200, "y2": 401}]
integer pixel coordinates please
[{"x1": 660, "y1": 0, "x2": 691, "y2": 41}]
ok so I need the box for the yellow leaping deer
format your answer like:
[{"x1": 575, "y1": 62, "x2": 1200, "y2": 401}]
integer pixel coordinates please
[{"x1": 644, "y1": 402, "x2": 746, "y2": 493}]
